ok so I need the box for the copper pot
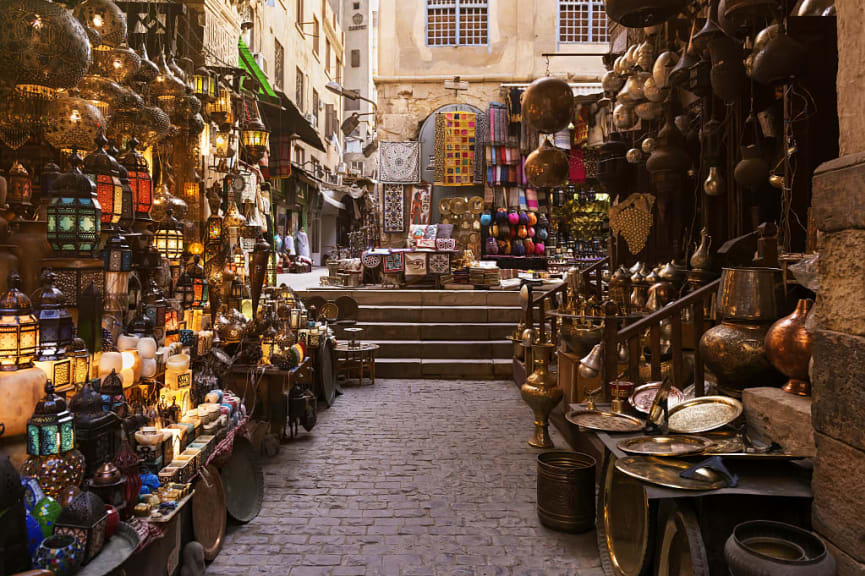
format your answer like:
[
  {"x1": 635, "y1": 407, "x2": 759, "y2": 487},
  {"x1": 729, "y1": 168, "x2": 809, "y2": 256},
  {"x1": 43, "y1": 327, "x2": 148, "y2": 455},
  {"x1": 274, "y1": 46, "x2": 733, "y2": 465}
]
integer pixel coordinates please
[
  {"x1": 699, "y1": 321, "x2": 783, "y2": 397},
  {"x1": 765, "y1": 299, "x2": 814, "y2": 396},
  {"x1": 717, "y1": 267, "x2": 783, "y2": 322},
  {"x1": 734, "y1": 145, "x2": 770, "y2": 190}
]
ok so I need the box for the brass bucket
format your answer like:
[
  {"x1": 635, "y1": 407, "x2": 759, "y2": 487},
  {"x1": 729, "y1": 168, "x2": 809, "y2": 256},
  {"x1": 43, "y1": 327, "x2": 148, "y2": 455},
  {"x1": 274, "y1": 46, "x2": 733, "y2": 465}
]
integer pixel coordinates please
[{"x1": 537, "y1": 451, "x2": 596, "y2": 533}]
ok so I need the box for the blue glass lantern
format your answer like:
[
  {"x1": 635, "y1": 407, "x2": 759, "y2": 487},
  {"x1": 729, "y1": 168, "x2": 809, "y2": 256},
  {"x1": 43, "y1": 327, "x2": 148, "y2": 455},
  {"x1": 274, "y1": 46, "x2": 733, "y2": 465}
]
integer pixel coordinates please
[
  {"x1": 45, "y1": 154, "x2": 102, "y2": 257},
  {"x1": 26, "y1": 381, "x2": 75, "y2": 456}
]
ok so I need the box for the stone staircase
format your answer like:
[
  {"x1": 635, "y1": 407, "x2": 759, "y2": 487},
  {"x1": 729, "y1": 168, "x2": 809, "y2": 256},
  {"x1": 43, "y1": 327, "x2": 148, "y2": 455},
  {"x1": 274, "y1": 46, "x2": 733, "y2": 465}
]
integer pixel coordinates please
[{"x1": 297, "y1": 288, "x2": 521, "y2": 379}]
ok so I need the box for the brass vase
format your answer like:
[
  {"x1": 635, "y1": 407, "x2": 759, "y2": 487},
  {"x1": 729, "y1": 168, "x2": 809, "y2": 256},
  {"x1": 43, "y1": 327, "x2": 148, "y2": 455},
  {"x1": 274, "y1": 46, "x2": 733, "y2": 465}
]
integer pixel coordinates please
[
  {"x1": 765, "y1": 298, "x2": 814, "y2": 396},
  {"x1": 521, "y1": 343, "x2": 563, "y2": 448},
  {"x1": 699, "y1": 321, "x2": 782, "y2": 397}
]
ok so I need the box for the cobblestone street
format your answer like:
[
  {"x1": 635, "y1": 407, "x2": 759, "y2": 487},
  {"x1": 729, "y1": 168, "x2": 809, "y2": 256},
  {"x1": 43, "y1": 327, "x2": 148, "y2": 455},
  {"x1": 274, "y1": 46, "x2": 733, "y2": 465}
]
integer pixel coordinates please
[{"x1": 208, "y1": 379, "x2": 602, "y2": 576}]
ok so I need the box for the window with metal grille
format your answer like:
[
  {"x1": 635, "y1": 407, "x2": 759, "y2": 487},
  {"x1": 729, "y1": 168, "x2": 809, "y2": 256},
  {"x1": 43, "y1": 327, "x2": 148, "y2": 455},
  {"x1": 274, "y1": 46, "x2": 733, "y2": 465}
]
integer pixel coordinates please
[
  {"x1": 426, "y1": 0, "x2": 488, "y2": 46},
  {"x1": 274, "y1": 40, "x2": 285, "y2": 90},
  {"x1": 558, "y1": 0, "x2": 608, "y2": 43},
  {"x1": 326, "y1": 39, "x2": 332, "y2": 74},
  {"x1": 313, "y1": 17, "x2": 320, "y2": 55},
  {"x1": 296, "y1": 67, "x2": 305, "y2": 111},
  {"x1": 351, "y1": 49, "x2": 361, "y2": 68},
  {"x1": 313, "y1": 89, "x2": 320, "y2": 126}
]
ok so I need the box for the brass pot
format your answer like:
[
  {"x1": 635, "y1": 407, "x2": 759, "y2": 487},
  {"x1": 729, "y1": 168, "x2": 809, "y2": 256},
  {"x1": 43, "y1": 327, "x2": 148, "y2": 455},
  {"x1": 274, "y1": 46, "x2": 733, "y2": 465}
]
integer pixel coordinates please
[
  {"x1": 717, "y1": 267, "x2": 783, "y2": 322},
  {"x1": 765, "y1": 299, "x2": 814, "y2": 396},
  {"x1": 521, "y1": 343, "x2": 563, "y2": 448},
  {"x1": 690, "y1": 227, "x2": 713, "y2": 271},
  {"x1": 699, "y1": 321, "x2": 783, "y2": 397}
]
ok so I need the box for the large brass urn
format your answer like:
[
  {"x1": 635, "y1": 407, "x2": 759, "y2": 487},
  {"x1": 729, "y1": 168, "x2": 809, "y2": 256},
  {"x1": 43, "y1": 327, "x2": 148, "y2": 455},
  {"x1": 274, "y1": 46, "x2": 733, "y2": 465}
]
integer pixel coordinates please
[{"x1": 521, "y1": 342, "x2": 562, "y2": 448}]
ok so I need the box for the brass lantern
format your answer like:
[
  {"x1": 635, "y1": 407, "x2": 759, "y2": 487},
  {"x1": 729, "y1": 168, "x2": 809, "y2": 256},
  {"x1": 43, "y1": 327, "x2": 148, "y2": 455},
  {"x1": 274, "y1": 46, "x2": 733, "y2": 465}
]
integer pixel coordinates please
[
  {"x1": 213, "y1": 126, "x2": 236, "y2": 159},
  {"x1": 42, "y1": 96, "x2": 105, "y2": 153},
  {"x1": 119, "y1": 138, "x2": 152, "y2": 220},
  {"x1": 174, "y1": 269, "x2": 195, "y2": 309},
  {"x1": 189, "y1": 256, "x2": 208, "y2": 308},
  {"x1": 70, "y1": 379, "x2": 118, "y2": 476},
  {"x1": 208, "y1": 86, "x2": 234, "y2": 125},
  {"x1": 33, "y1": 271, "x2": 75, "y2": 391},
  {"x1": 83, "y1": 134, "x2": 124, "y2": 226},
  {"x1": 154, "y1": 209, "x2": 184, "y2": 264},
  {"x1": 74, "y1": 0, "x2": 127, "y2": 48},
  {"x1": 46, "y1": 154, "x2": 102, "y2": 257},
  {"x1": 240, "y1": 99, "x2": 270, "y2": 162},
  {"x1": 151, "y1": 53, "x2": 186, "y2": 114},
  {"x1": 0, "y1": 273, "x2": 40, "y2": 371},
  {"x1": 193, "y1": 67, "x2": 215, "y2": 101},
  {"x1": 68, "y1": 332, "x2": 91, "y2": 388}
]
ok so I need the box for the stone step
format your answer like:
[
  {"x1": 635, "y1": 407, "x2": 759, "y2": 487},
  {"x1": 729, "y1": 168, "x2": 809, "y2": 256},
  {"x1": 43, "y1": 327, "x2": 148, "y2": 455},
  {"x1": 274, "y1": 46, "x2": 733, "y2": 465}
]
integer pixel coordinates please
[
  {"x1": 343, "y1": 322, "x2": 515, "y2": 341},
  {"x1": 359, "y1": 305, "x2": 521, "y2": 324},
  {"x1": 369, "y1": 340, "x2": 513, "y2": 359},
  {"x1": 298, "y1": 288, "x2": 520, "y2": 307},
  {"x1": 373, "y1": 358, "x2": 513, "y2": 380}
]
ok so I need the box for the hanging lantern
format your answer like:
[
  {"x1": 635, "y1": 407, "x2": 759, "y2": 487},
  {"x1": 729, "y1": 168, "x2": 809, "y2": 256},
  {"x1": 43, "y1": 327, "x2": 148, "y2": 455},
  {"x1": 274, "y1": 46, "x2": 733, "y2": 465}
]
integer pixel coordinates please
[
  {"x1": 224, "y1": 200, "x2": 246, "y2": 229},
  {"x1": 7, "y1": 160, "x2": 33, "y2": 212},
  {"x1": 46, "y1": 154, "x2": 102, "y2": 257},
  {"x1": 0, "y1": 273, "x2": 40, "y2": 371},
  {"x1": 228, "y1": 245, "x2": 246, "y2": 278},
  {"x1": 151, "y1": 53, "x2": 185, "y2": 115},
  {"x1": 193, "y1": 67, "x2": 215, "y2": 101},
  {"x1": 43, "y1": 96, "x2": 105, "y2": 153},
  {"x1": 32, "y1": 271, "x2": 75, "y2": 392},
  {"x1": 83, "y1": 134, "x2": 124, "y2": 226},
  {"x1": 91, "y1": 45, "x2": 140, "y2": 84},
  {"x1": 107, "y1": 143, "x2": 135, "y2": 229},
  {"x1": 68, "y1": 332, "x2": 91, "y2": 388},
  {"x1": 74, "y1": 0, "x2": 127, "y2": 48},
  {"x1": 154, "y1": 209, "x2": 184, "y2": 264},
  {"x1": 213, "y1": 127, "x2": 236, "y2": 158},
  {"x1": 189, "y1": 256, "x2": 209, "y2": 308},
  {"x1": 174, "y1": 269, "x2": 195, "y2": 309},
  {"x1": 102, "y1": 233, "x2": 132, "y2": 313},
  {"x1": 240, "y1": 99, "x2": 270, "y2": 162},
  {"x1": 133, "y1": 42, "x2": 159, "y2": 84},
  {"x1": 208, "y1": 86, "x2": 234, "y2": 125}
]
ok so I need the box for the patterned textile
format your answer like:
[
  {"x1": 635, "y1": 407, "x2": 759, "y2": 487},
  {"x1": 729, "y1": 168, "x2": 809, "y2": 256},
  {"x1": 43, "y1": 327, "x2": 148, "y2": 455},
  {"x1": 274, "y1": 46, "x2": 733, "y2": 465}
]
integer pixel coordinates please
[
  {"x1": 434, "y1": 112, "x2": 476, "y2": 186},
  {"x1": 435, "y1": 238, "x2": 456, "y2": 251},
  {"x1": 362, "y1": 252, "x2": 382, "y2": 268},
  {"x1": 526, "y1": 188, "x2": 539, "y2": 211},
  {"x1": 379, "y1": 141, "x2": 421, "y2": 183},
  {"x1": 428, "y1": 253, "x2": 450, "y2": 274},
  {"x1": 416, "y1": 224, "x2": 437, "y2": 249},
  {"x1": 405, "y1": 252, "x2": 428, "y2": 276},
  {"x1": 474, "y1": 112, "x2": 488, "y2": 184},
  {"x1": 409, "y1": 184, "x2": 431, "y2": 225},
  {"x1": 383, "y1": 184, "x2": 405, "y2": 233},
  {"x1": 569, "y1": 148, "x2": 586, "y2": 183},
  {"x1": 383, "y1": 252, "x2": 404, "y2": 273}
]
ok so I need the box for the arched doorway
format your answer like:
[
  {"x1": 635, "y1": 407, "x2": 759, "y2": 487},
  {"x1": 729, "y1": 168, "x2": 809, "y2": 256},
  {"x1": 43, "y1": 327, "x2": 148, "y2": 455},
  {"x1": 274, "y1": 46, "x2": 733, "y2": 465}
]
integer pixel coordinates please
[{"x1": 418, "y1": 103, "x2": 485, "y2": 223}]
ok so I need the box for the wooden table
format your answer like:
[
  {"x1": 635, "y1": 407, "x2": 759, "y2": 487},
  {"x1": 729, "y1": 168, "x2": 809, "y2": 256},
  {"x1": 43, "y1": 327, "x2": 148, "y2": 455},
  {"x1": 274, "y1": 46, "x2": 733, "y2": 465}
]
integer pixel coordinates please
[{"x1": 335, "y1": 343, "x2": 379, "y2": 386}]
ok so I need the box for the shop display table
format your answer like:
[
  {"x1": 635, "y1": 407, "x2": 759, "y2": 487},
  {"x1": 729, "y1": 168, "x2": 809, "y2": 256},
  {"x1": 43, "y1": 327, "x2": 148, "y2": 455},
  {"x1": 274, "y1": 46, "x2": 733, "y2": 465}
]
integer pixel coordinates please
[
  {"x1": 335, "y1": 342, "x2": 379, "y2": 386},
  {"x1": 225, "y1": 360, "x2": 312, "y2": 438}
]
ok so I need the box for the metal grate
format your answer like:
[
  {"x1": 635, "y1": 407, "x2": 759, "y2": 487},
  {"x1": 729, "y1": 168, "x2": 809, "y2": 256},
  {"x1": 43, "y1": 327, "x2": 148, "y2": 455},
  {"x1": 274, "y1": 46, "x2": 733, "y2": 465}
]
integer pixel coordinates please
[
  {"x1": 426, "y1": 0, "x2": 488, "y2": 46},
  {"x1": 274, "y1": 40, "x2": 285, "y2": 90},
  {"x1": 559, "y1": 0, "x2": 608, "y2": 44}
]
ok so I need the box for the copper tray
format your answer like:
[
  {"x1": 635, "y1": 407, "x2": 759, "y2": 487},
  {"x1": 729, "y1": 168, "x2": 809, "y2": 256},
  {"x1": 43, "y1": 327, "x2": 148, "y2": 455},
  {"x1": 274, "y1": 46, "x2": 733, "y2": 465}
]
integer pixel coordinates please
[
  {"x1": 629, "y1": 382, "x2": 685, "y2": 415},
  {"x1": 566, "y1": 409, "x2": 644, "y2": 433},
  {"x1": 220, "y1": 436, "x2": 264, "y2": 523},
  {"x1": 615, "y1": 456, "x2": 728, "y2": 490},
  {"x1": 617, "y1": 435, "x2": 713, "y2": 458},
  {"x1": 192, "y1": 465, "x2": 226, "y2": 561},
  {"x1": 666, "y1": 396, "x2": 743, "y2": 434}
]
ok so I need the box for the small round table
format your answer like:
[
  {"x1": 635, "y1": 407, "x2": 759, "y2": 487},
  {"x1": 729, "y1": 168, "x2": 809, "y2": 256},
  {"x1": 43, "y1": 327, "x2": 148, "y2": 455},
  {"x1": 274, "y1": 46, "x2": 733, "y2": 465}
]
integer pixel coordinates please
[{"x1": 335, "y1": 342, "x2": 380, "y2": 386}]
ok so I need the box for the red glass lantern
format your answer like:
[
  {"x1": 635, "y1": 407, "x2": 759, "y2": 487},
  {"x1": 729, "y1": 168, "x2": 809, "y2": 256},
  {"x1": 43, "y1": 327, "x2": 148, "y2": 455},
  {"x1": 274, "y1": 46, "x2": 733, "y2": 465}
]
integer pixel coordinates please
[
  {"x1": 83, "y1": 134, "x2": 123, "y2": 226},
  {"x1": 118, "y1": 138, "x2": 152, "y2": 220}
]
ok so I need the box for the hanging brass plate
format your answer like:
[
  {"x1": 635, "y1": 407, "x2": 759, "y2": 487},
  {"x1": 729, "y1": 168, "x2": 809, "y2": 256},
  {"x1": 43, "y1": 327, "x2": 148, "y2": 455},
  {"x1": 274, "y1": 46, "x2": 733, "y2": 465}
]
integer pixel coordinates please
[{"x1": 469, "y1": 196, "x2": 484, "y2": 214}]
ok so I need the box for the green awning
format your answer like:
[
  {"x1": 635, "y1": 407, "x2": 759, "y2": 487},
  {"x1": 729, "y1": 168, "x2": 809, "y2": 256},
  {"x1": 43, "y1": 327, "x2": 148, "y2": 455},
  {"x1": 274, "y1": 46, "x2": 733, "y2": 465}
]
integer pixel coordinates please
[{"x1": 238, "y1": 37, "x2": 279, "y2": 104}]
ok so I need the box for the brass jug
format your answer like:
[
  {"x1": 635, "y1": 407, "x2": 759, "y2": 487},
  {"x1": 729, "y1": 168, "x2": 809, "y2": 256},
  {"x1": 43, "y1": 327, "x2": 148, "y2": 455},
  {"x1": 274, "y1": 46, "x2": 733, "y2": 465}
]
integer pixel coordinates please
[{"x1": 521, "y1": 343, "x2": 563, "y2": 448}]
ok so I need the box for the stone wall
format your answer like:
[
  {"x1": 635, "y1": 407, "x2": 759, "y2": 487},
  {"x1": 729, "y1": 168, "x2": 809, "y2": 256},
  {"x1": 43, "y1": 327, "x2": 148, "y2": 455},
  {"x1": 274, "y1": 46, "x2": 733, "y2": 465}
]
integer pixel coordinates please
[{"x1": 811, "y1": 1, "x2": 865, "y2": 573}]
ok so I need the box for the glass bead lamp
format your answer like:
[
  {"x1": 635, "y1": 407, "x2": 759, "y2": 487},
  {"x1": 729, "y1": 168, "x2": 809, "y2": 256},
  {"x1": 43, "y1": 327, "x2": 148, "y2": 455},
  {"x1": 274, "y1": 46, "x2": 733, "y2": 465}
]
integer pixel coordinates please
[
  {"x1": 0, "y1": 273, "x2": 40, "y2": 371},
  {"x1": 83, "y1": 134, "x2": 124, "y2": 226},
  {"x1": 45, "y1": 153, "x2": 101, "y2": 257},
  {"x1": 118, "y1": 138, "x2": 152, "y2": 221}
]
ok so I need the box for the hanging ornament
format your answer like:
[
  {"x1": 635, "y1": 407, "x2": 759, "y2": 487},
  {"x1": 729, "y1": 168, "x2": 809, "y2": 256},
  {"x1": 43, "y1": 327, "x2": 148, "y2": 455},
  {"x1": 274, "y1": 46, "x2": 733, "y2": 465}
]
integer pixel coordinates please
[
  {"x1": 43, "y1": 95, "x2": 104, "y2": 153},
  {"x1": 522, "y1": 76, "x2": 575, "y2": 134},
  {"x1": 609, "y1": 193, "x2": 656, "y2": 255},
  {"x1": 73, "y1": 0, "x2": 127, "y2": 48}
]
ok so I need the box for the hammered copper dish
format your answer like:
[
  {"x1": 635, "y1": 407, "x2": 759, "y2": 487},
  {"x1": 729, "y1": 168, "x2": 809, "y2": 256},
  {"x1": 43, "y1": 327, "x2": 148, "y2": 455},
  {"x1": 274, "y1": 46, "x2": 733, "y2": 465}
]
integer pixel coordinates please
[
  {"x1": 666, "y1": 396, "x2": 743, "y2": 434},
  {"x1": 617, "y1": 435, "x2": 713, "y2": 458},
  {"x1": 615, "y1": 456, "x2": 728, "y2": 490}
]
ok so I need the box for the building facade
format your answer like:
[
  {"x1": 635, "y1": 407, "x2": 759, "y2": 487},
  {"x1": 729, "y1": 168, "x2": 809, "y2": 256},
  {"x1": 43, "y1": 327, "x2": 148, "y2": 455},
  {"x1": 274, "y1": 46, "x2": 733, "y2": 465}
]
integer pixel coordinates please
[{"x1": 342, "y1": 0, "x2": 380, "y2": 181}]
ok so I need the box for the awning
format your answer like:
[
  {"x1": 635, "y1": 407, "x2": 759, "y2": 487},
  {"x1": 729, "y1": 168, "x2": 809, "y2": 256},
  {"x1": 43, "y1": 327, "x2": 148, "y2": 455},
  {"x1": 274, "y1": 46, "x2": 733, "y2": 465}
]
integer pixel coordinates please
[
  {"x1": 260, "y1": 91, "x2": 326, "y2": 152},
  {"x1": 321, "y1": 189, "x2": 346, "y2": 213},
  {"x1": 238, "y1": 38, "x2": 279, "y2": 105}
]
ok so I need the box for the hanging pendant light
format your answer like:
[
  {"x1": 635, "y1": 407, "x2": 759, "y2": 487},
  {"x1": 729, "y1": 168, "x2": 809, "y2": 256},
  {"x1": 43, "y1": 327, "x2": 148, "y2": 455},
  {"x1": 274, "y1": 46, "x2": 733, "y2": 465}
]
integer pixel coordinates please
[
  {"x1": 46, "y1": 153, "x2": 102, "y2": 257},
  {"x1": 83, "y1": 134, "x2": 124, "y2": 227}
]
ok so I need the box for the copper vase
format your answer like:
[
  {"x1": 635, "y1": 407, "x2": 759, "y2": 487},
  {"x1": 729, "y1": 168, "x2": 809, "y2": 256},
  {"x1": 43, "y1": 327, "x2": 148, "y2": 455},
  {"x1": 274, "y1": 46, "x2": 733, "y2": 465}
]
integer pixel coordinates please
[
  {"x1": 765, "y1": 299, "x2": 814, "y2": 396},
  {"x1": 520, "y1": 343, "x2": 563, "y2": 448}
]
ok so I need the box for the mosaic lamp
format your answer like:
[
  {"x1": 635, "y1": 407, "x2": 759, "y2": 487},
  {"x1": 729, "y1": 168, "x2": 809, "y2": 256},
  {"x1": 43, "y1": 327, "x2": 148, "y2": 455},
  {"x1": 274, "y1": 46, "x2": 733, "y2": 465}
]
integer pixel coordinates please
[
  {"x1": 33, "y1": 271, "x2": 75, "y2": 393},
  {"x1": 0, "y1": 273, "x2": 40, "y2": 371},
  {"x1": 84, "y1": 134, "x2": 124, "y2": 226},
  {"x1": 154, "y1": 208, "x2": 184, "y2": 264},
  {"x1": 21, "y1": 380, "x2": 85, "y2": 499},
  {"x1": 46, "y1": 153, "x2": 102, "y2": 257},
  {"x1": 190, "y1": 256, "x2": 209, "y2": 308}
]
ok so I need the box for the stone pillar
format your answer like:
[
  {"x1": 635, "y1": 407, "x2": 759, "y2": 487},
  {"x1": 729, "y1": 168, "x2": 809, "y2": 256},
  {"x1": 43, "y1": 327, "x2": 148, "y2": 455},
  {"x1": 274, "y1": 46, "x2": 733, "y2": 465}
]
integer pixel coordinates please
[{"x1": 810, "y1": 2, "x2": 865, "y2": 574}]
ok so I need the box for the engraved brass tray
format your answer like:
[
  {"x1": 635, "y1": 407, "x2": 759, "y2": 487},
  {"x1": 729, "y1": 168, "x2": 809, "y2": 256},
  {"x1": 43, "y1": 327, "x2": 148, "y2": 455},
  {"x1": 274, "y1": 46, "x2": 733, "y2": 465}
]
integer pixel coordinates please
[
  {"x1": 629, "y1": 382, "x2": 685, "y2": 415},
  {"x1": 617, "y1": 435, "x2": 713, "y2": 457},
  {"x1": 666, "y1": 396, "x2": 743, "y2": 434},
  {"x1": 615, "y1": 456, "x2": 728, "y2": 490},
  {"x1": 566, "y1": 409, "x2": 644, "y2": 433}
]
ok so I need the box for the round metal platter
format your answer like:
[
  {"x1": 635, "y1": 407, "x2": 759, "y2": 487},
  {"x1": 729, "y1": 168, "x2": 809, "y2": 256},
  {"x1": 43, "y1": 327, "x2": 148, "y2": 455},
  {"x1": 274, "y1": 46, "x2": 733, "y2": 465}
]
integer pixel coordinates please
[
  {"x1": 469, "y1": 196, "x2": 484, "y2": 214},
  {"x1": 320, "y1": 301, "x2": 339, "y2": 321},
  {"x1": 220, "y1": 436, "x2": 264, "y2": 523},
  {"x1": 617, "y1": 435, "x2": 713, "y2": 458},
  {"x1": 319, "y1": 338, "x2": 337, "y2": 407},
  {"x1": 615, "y1": 456, "x2": 728, "y2": 490},
  {"x1": 192, "y1": 465, "x2": 226, "y2": 561},
  {"x1": 666, "y1": 396, "x2": 744, "y2": 434},
  {"x1": 438, "y1": 198, "x2": 452, "y2": 215},
  {"x1": 629, "y1": 382, "x2": 685, "y2": 415},
  {"x1": 599, "y1": 455, "x2": 652, "y2": 576},
  {"x1": 566, "y1": 409, "x2": 644, "y2": 433},
  {"x1": 450, "y1": 197, "x2": 468, "y2": 215}
]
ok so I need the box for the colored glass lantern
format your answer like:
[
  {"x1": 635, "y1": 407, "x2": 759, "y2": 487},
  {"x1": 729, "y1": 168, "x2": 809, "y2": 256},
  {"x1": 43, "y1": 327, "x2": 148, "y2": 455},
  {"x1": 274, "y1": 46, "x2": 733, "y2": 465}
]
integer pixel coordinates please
[
  {"x1": 229, "y1": 245, "x2": 246, "y2": 278},
  {"x1": 174, "y1": 269, "x2": 194, "y2": 309},
  {"x1": 208, "y1": 86, "x2": 233, "y2": 125},
  {"x1": 142, "y1": 279, "x2": 168, "y2": 328},
  {"x1": 0, "y1": 273, "x2": 40, "y2": 371},
  {"x1": 7, "y1": 160, "x2": 33, "y2": 210},
  {"x1": 67, "y1": 332, "x2": 90, "y2": 388},
  {"x1": 189, "y1": 256, "x2": 209, "y2": 308},
  {"x1": 83, "y1": 134, "x2": 123, "y2": 226},
  {"x1": 108, "y1": 143, "x2": 135, "y2": 229},
  {"x1": 34, "y1": 270, "x2": 75, "y2": 362},
  {"x1": 213, "y1": 127, "x2": 235, "y2": 158},
  {"x1": 26, "y1": 381, "x2": 75, "y2": 456},
  {"x1": 69, "y1": 379, "x2": 118, "y2": 477},
  {"x1": 241, "y1": 118, "x2": 270, "y2": 163},
  {"x1": 193, "y1": 67, "x2": 212, "y2": 100},
  {"x1": 98, "y1": 369, "x2": 127, "y2": 418},
  {"x1": 188, "y1": 242, "x2": 204, "y2": 256},
  {"x1": 102, "y1": 233, "x2": 132, "y2": 272},
  {"x1": 154, "y1": 209, "x2": 184, "y2": 264},
  {"x1": 183, "y1": 181, "x2": 199, "y2": 200},
  {"x1": 54, "y1": 490, "x2": 108, "y2": 565},
  {"x1": 206, "y1": 212, "x2": 223, "y2": 243},
  {"x1": 118, "y1": 138, "x2": 152, "y2": 220},
  {"x1": 46, "y1": 154, "x2": 101, "y2": 257}
]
